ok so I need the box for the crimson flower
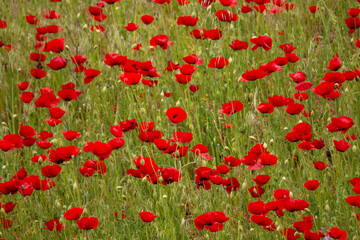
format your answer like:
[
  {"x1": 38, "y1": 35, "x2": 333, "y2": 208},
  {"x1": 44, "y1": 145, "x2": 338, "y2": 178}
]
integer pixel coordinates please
[
  {"x1": 218, "y1": 100, "x2": 243, "y2": 116},
  {"x1": 194, "y1": 212, "x2": 230, "y2": 232},
  {"x1": 166, "y1": 107, "x2": 187, "y2": 124},
  {"x1": 77, "y1": 217, "x2": 99, "y2": 230},
  {"x1": 139, "y1": 211, "x2": 157, "y2": 222}
]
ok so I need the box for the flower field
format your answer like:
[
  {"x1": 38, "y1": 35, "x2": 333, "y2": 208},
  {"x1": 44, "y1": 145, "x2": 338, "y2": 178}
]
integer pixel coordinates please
[{"x1": 0, "y1": 0, "x2": 359, "y2": 239}]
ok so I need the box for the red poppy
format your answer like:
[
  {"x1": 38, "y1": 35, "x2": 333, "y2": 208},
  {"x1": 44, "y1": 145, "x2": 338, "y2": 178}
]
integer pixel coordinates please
[
  {"x1": 194, "y1": 212, "x2": 230, "y2": 232},
  {"x1": 303, "y1": 180, "x2": 320, "y2": 190},
  {"x1": 150, "y1": 35, "x2": 173, "y2": 50},
  {"x1": 30, "y1": 69, "x2": 47, "y2": 79},
  {"x1": 241, "y1": 68, "x2": 267, "y2": 82},
  {"x1": 309, "y1": 6, "x2": 319, "y2": 13},
  {"x1": 189, "y1": 84, "x2": 199, "y2": 92},
  {"x1": 177, "y1": 16, "x2": 199, "y2": 26},
  {"x1": 250, "y1": 36, "x2": 273, "y2": 51},
  {"x1": 215, "y1": 10, "x2": 239, "y2": 22},
  {"x1": 327, "y1": 228, "x2": 347, "y2": 240},
  {"x1": 139, "y1": 211, "x2": 157, "y2": 222},
  {"x1": 83, "y1": 140, "x2": 113, "y2": 160},
  {"x1": 47, "y1": 56, "x2": 67, "y2": 70},
  {"x1": 208, "y1": 57, "x2": 229, "y2": 69},
  {"x1": 48, "y1": 145, "x2": 80, "y2": 164},
  {"x1": 218, "y1": 100, "x2": 243, "y2": 116},
  {"x1": 124, "y1": 23, "x2": 139, "y2": 31},
  {"x1": 77, "y1": 217, "x2": 99, "y2": 230},
  {"x1": 333, "y1": 140, "x2": 351, "y2": 152},
  {"x1": 64, "y1": 208, "x2": 83, "y2": 220},
  {"x1": 141, "y1": 15, "x2": 154, "y2": 25},
  {"x1": 41, "y1": 165, "x2": 62, "y2": 178},
  {"x1": 26, "y1": 15, "x2": 40, "y2": 25},
  {"x1": 166, "y1": 107, "x2": 187, "y2": 124},
  {"x1": 219, "y1": 0, "x2": 237, "y2": 7},
  {"x1": 229, "y1": 40, "x2": 248, "y2": 50}
]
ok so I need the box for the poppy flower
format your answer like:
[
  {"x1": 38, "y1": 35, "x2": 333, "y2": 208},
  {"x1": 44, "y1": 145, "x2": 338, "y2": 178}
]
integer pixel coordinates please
[
  {"x1": 206, "y1": 29, "x2": 222, "y2": 40},
  {"x1": 183, "y1": 54, "x2": 203, "y2": 65},
  {"x1": 83, "y1": 140, "x2": 113, "y2": 160},
  {"x1": 333, "y1": 140, "x2": 351, "y2": 152},
  {"x1": 241, "y1": 68, "x2": 267, "y2": 82},
  {"x1": 223, "y1": 177, "x2": 240, "y2": 194},
  {"x1": 295, "y1": 81, "x2": 313, "y2": 91},
  {"x1": 42, "y1": 10, "x2": 61, "y2": 19},
  {"x1": 327, "y1": 54, "x2": 341, "y2": 71},
  {"x1": 192, "y1": 145, "x2": 213, "y2": 161},
  {"x1": 139, "y1": 211, "x2": 157, "y2": 222},
  {"x1": 293, "y1": 92, "x2": 308, "y2": 101},
  {"x1": 166, "y1": 107, "x2": 187, "y2": 124},
  {"x1": 252, "y1": 175, "x2": 270, "y2": 186},
  {"x1": 30, "y1": 69, "x2": 47, "y2": 79},
  {"x1": 84, "y1": 68, "x2": 101, "y2": 84},
  {"x1": 215, "y1": 10, "x2": 239, "y2": 22},
  {"x1": 194, "y1": 212, "x2": 230, "y2": 232},
  {"x1": 241, "y1": 4, "x2": 252, "y2": 13},
  {"x1": 19, "y1": 123, "x2": 36, "y2": 138},
  {"x1": 345, "y1": 17, "x2": 360, "y2": 34},
  {"x1": 177, "y1": 16, "x2": 199, "y2": 26},
  {"x1": 17, "y1": 82, "x2": 29, "y2": 91},
  {"x1": 150, "y1": 35, "x2": 173, "y2": 50},
  {"x1": 26, "y1": 15, "x2": 40, "y2": 25},
  {"x1": 208, "y1": 57, "x2": 229, "y2": 69},
  {"x1": 141, "y1": 15, "x2": 154, "y2": 25},
  {"x1": 219, "y1": 0, "x2": 237, "y2": 7},
  {"x1": 279, "y1": 43, "x2": 297, "y2": 53},
  {"x1": 250, "y1": 36, "x2": 273, "y2": 51},
  {"x1": 41, "y1": 165, "x2": 62, "y2": 178},
  {"x1": 46, "y1": 38, "x2": 64, "y2": 53},
  {"x1": 218, "y1": 100, "x2": 243, "y2": 116},
  {"x1": 124, "y1": 23, "x2": 139, "y2": 31},
  {"x1": 49, "y1": 107, "x2": 66, "y2": 119},
  {"x1": 189, "y1": 84, "x2": 199, "y2": 92},
  {"x1": 161, "y1": 168, "x2": 182, "y2": 185},
  {"x1": 190, "y1": 29, "x2": 208, "y2": 40},
  {"x1": 47, "y1": 56, "x2": 67, "y2": 70},
  {"x1": 229, "y1": 40, "x2": 248, "y2": 50},
  {"x1": 91, "y1": 25, "x2": 105, "y2": 32},
  {"x1": 77, "y1": 217, "x2": 99, "y2": 230},
  {"x1": 251, "y1": 215, "x2": 273, "y2": 227},
  {"x1": 327, "y1": 228, "x2": 347, "y2": 240},
  {"x1": 64, "y1": 208, "x2": 83, "y2": 220},
  {"x1": 62, "y1": 131, "x2": 81, "y2": 141},
  {"x1": 283, "y1": 103, "x2": 304, "y2": 115},
  {"x1": 303, "y1": 180, "x2": 320, "y2": 190},
  {"x1": 309, "y1": 6, "x2": 319, "y2": 13}
]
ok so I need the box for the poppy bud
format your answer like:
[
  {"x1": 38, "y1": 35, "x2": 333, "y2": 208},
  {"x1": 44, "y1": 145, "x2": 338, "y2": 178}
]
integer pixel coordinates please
[
  {"x1": 17, "y1": 68, "x2": 22, "y2": 72},
  {"x1": 176, "y1": 100, "x2": 181, "y2": 107},
  {"x1": 65, "y1": 45, "x2": 70, "y2": 51},
  {"x1": 55, "y1": 200, "x2": 61, "y2": 207},
  {"x1": 325, "y1": 204, "x2": 330, "y2": 212},
  {"x1": 289, "y1": 191, "x2": 293, "y2": 198},
  {"x1": 162, "y1": 195, "x2": 167, "y2": 199},
  {"x1": 2, "y1": 166, "x2": 6, "y2": 170},
  {"x1": 249, "y1": 136, "x2": 257, "y2": 140},
  {"x1": 304, "y1": 208, "x2": 311, "y2": 213},
  {"x1": 241, "y1": 181, "x2": 247, "y2": 189},
  {"x1": 73, "y1": 182, "x2": 78, "y2": 189},
  {"x1": 263, "y1": 143, "x2": 268, "y2": 148},
  {"x1": 116, "y1": 186, "x2": 122, "y2": 191},
  {"x1": 353, "y1": 145, "x2": 357, "y2": 152},
  {"x1": 93, "y1": 45, "x2": 98, "y2": 49},
  {"x1": 270, "y1": 139, "x2": 274, "y2": 145},
  {"x1": 140, "y1": 108, "x2": 146, "y2": 114},
  {"x1": 83, "y1": 24, "x2": 88, "y2": 30}
]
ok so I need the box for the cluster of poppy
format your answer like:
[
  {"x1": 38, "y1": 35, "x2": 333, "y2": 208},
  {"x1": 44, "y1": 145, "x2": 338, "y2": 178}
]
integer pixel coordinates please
[{"x1": 1, "y1": 0, "x2": 359, "y2": 238}]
